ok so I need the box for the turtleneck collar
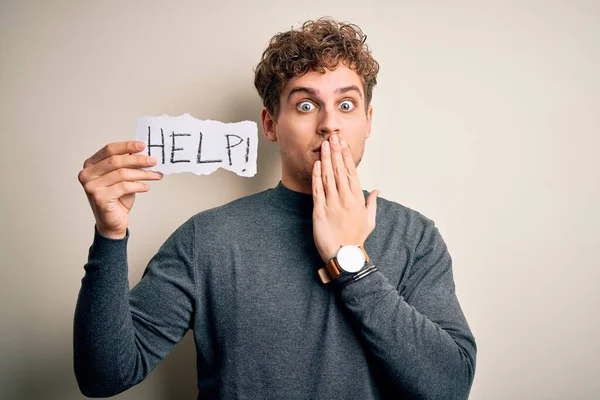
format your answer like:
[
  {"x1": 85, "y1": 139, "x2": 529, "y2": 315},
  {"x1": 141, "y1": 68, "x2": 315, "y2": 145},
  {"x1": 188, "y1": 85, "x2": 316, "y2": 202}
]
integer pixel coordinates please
[{"x1": 267, "y1": 181, "x2": 314, "y2": 219}]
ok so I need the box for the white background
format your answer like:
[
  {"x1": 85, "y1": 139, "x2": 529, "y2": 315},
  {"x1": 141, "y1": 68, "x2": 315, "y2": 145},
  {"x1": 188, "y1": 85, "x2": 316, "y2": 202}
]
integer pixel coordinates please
[{"x1": 1, "y1": 1, "x2": 598, "y2": 398}]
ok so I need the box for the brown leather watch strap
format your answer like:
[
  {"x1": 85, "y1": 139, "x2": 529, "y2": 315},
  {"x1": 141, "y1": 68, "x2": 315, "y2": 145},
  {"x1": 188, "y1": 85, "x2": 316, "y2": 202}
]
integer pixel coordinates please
[{"x1": 317, "y1": 246, "x2": 370, "y2": 284}]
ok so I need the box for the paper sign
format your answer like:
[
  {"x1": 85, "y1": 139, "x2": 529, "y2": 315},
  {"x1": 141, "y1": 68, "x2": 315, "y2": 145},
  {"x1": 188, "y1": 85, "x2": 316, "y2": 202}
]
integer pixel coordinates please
[{"x1": 136, "y1": 114, "x2": 258, "y2": 177}]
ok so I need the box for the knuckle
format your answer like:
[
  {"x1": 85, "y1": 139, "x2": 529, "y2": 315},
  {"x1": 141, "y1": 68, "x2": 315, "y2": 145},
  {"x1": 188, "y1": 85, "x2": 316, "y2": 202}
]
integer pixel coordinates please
[
  {"x1": 82, "y1": 178, "x2": 92, "y2": 190},
  {"x1": 116, "y1": 168, "x2": 127, "y2": 180},
  {"x1": 107, "y1": 154, "x2": 119, "y2": 166},
  {"x1": 77, "y1": 169, "x2": 87, "y2": 184},
  {"x1": 83, "y1": 182, "x2": 95, "y2": 194},
  {"x1": 118, "y1": 181, "x2": 129, "y2": 192}
]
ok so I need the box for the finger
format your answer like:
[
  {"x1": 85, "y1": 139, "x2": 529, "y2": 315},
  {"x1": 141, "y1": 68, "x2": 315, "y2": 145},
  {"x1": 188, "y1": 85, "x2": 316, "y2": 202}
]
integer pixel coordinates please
[
  {"x1": 81, "y1": 153, "x2": 158, "y2": 184},
  {"x1": 340, "y1": 139, "x2": 362, "y2": 195},
  {"x1": 84, "y1": 168, "x2": 163, "y2": 194},
  {"x1": 99, "y1": 180, "x2": 151, "y2": 201},
  {"x1": 366, "y1": 189, "x2": 380, "y2": 230},
  {"x1": 320, "y1": 140, "x2": 339, "y2": 202},
  {"x1": 312, "y1": 160, "x2": 325, "y2": 208},
  {"x1": 83, "y1": 141, "x2": 146, "y2": 169},
  {"x1": 329, "y1": 135, "x2": 351, "y2": 196}
]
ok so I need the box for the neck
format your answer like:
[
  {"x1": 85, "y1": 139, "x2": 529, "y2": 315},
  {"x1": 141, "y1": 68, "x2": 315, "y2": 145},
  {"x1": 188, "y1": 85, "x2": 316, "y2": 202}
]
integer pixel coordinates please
[
  {"x1": 268, "y1": 180, "x2": 314, "y2": 219},
  {"x1": 281, "y1": 175, "x2": 312, "y2": 195}
]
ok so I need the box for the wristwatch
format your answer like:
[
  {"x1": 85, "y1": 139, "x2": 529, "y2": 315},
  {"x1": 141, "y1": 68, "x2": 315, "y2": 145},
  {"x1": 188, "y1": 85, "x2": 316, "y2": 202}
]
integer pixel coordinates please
[{"x1": 318, "y1": 245, "x2": 370, "y2": 284}]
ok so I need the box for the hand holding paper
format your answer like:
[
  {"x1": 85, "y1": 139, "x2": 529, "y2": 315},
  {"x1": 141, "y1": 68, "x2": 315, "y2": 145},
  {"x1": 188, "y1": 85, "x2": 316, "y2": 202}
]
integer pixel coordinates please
[
  {"x1": 78, "y1": 141, "x2": 163, "y2": 239},
  {"x1": 78, "y1": 114, "x2": 258, "y2": 239}
]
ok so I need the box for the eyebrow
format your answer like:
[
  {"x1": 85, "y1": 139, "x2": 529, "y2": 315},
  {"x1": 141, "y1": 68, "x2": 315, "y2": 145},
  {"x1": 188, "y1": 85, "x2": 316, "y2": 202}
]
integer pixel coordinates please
[
  {"x1": 286, "y1": 87, "x2": 318, "y2": 103},
  {"x1": 335, "y1": 85, "x2": 363, "y2": 99},
  {"x1": 286, "y1": 85, "x2": 363, "y2": 103}
]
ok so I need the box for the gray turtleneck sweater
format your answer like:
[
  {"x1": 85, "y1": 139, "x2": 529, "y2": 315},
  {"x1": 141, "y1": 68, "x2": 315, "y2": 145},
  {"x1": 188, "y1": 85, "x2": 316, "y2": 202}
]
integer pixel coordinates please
[{"x1": 74, "y1": 182, "x2": 477, "y2": 399}]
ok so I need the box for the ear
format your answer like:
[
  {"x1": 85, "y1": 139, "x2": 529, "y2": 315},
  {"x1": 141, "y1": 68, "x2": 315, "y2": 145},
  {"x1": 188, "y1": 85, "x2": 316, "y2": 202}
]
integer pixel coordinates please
[
  {"x1": 261, "y1": 107, "x2": 278, "y2": 142},
  {"x1": 365, "y1": 104, "x2": 373, "y2": 139}
]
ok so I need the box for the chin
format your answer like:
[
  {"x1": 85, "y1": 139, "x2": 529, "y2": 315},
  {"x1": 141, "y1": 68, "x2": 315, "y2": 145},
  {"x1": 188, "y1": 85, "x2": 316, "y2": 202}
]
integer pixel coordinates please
[{"x1": 295, "y1": 167, "x2": 314, "y2": 188}]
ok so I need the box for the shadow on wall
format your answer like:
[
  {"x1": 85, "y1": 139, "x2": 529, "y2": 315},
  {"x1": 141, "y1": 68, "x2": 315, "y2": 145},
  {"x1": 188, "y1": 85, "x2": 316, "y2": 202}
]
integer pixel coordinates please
[
  {"x1": 12, "y1": 348, "x2": 78, "y2": 399},
  {"x1": 10, "y1": 334, "x2": 197, "y2": 400},
  {"x1": 159, "y1": 332, "x2": 198, "y2": 399}
]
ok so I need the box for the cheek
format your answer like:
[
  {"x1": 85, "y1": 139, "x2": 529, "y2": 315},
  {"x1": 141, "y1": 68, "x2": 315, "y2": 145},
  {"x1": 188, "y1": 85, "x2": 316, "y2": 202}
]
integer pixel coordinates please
[
  {"x1": 281, "y1": 118, "x2": 314, "y2": 147},
  {"x1": 276, "y1": 123, "x2": 303, "y2": 155},
  {"x1": 342, "y1": 113, "x2": 368, "y2": 132},
  {"x1": 342, "y1": 118, "x2": 368, "y2": 142},
  {"x1": 343, "y1": 127, "x2": 367, "y2": 164},
  {"x1": 352, "y1": 143, "x2": 364, "y2": 162}
]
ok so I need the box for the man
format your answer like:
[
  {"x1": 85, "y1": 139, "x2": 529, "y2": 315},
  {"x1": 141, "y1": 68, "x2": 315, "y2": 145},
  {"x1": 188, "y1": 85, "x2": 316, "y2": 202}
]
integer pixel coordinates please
[{"x1": 74, "y1": 18, "x2": 477, "y2": 399}]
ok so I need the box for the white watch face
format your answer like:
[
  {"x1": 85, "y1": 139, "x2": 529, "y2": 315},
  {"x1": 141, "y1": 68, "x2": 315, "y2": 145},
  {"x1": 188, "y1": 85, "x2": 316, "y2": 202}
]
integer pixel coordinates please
[{"x1": 337, "y1": 246, "x2": 366, "y2": 273}]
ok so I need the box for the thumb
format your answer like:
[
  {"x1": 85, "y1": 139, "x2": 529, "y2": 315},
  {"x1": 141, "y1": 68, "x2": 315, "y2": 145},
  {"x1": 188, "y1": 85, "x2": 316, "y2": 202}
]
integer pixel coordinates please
[{"x1": 366, "y1": 189, "x2": 380, "y2": 228}]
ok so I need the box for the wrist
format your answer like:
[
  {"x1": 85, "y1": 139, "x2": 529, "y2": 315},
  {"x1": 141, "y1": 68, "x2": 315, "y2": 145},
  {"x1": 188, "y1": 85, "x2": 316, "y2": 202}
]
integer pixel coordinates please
[
  {"x1": 321, "y1": 242, "x2": 366, "y2": 263},
  {"x1": 335, "y1": 262, "x2": 377, "y2": 289},
  {"x1": 317, "y1": 245, "x2": 370, "y2": 284},
  {"x1": 96, "y1": 224, "x2": 127, "y2": 240}
]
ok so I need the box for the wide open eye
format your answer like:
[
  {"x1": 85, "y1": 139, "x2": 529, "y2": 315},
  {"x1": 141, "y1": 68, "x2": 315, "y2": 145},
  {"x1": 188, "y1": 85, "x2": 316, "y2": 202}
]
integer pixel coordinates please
[
  {"x1": 297, "y1": 101, "x2": 316, "y2": 112},
  {"x1": 339, "y1": 100, "x2": 355, "y2": 112}
]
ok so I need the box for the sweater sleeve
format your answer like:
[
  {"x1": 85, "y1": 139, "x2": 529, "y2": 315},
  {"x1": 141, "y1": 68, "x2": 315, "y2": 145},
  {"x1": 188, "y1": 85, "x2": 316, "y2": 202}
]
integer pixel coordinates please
[
  {"x1": 335, "y1": 220, "x2": 477, "y2": 399},
  {"x1": 73, "y1": 219, "x2": 196, "y2": 397}
]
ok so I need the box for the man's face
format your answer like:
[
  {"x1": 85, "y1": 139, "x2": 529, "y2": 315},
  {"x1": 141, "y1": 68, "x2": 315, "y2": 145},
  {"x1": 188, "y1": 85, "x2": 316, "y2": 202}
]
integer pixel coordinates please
[{"x1": 261, "y1": 63, "x2": 373, "y2": 194}]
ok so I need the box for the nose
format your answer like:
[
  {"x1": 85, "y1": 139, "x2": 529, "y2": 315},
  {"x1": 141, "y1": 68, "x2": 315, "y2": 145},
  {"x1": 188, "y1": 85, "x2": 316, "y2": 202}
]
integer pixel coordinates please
[{"x1": 317, "y1": 107, "x2": 340, "y2": 136}]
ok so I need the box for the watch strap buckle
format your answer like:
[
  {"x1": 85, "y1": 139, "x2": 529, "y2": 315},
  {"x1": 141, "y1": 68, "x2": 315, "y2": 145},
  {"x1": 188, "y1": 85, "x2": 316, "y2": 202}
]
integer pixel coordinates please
[{"x1": 317, "y1": 267, "x2": 333, "y2": 284}]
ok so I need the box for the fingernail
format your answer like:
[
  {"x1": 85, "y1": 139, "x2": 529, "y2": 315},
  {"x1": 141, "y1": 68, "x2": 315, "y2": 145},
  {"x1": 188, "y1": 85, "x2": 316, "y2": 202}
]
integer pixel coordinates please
[
  {"x1": 323, "y1": 141, "x2": 329, "y2": 150},
  {"x1": 330, "y1": 135, "x2": 339, "y2": 144},
  {"x1": 136, "y1": 141, "x2": 145, "y2": 150},
  {"x1": 340, "y1": 139, "x2": 347, "y2": 148},
  {"x1": 155, "y1": 172, "x2": 163, "y2": 178},
  {"x1": 148, "y1": 156, "x2": 157, "y2": 165}
]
